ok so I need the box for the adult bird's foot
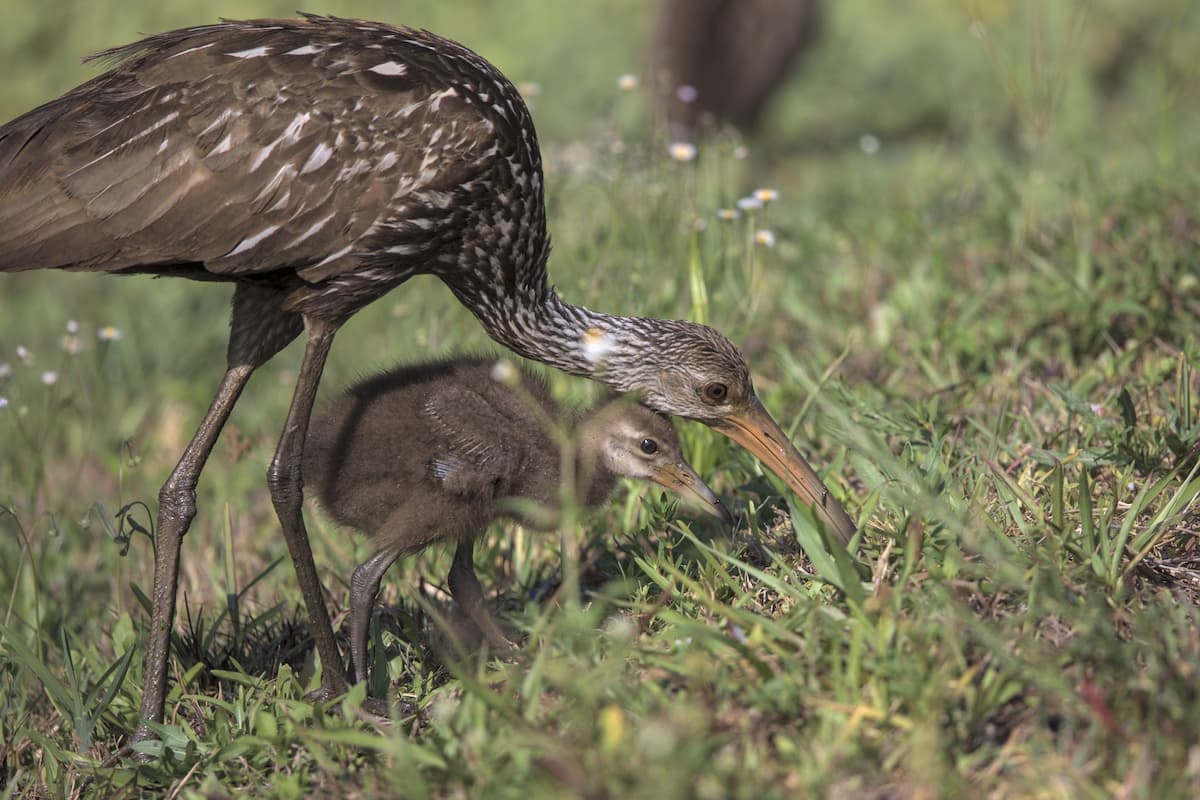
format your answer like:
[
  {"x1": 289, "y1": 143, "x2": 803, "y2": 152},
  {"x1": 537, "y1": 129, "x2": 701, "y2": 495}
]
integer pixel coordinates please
[
  {"x1": 124, "y1": 723, "x2": 161, "y2": 764},
  {"x1": 303, "y1": 684, "x2": 346, "y2": 705},
  {"x1": 361, "y1": 695, "x2": 393, "y2": 718},
  {"x1": 96, "y1": 724, "x2": 168, "y2": 767},
  {"x1": 96, "y1": 742, "x2": 138, "y2": 768},
  {"x1": 357, "y1": 693, "x2": 422, "y2": 721},
  {"x1": 301, "y1": 682, "x2": 421, "y2": 721}
]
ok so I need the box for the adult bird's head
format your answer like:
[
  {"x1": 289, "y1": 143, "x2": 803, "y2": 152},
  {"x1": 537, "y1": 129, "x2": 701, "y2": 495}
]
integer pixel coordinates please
[
  {"x1": 596, "y1": 318, "x2": 857, "y2": 544},
  {"x1": 472, "y1": 294, "x2": 855, "y2": 543}
]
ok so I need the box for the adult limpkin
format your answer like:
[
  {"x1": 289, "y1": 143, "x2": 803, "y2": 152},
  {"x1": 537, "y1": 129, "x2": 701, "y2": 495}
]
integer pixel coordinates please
[{"x1": 0, "y1": 15, "x2": 855, "y2": 743}]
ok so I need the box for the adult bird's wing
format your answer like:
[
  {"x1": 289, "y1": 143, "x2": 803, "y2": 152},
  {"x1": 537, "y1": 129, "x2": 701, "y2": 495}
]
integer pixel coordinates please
[
  {"x1": 0, "y1": 18, "x2": 494, "y2": 282},
  {"x1": 422, "y1": 385, "x2": 527, "y2": 498}
]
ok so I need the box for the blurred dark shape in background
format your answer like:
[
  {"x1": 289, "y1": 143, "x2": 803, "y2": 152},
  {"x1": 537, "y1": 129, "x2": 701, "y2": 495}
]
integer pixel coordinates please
[{"x1": 653, "y1": 0, "x2": 822, "y2": 138}]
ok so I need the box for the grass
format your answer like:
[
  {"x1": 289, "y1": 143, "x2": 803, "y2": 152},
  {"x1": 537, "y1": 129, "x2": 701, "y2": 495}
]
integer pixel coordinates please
[{"x1": 2, "y1": 0, "x2": 1200, "y2": 797}]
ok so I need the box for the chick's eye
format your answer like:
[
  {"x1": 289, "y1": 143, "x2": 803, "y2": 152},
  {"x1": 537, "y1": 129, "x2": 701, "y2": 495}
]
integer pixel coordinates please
[
  {"x1": 703, "y1": 382, "x2": 729, "y2": 403},
  {"x1": 639, "y1": 438, "x2": 659, "y2": 455}
]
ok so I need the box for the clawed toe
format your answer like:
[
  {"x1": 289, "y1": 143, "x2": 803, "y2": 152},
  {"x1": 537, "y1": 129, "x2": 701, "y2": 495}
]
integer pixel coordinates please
[
  {"x1": 304, "y1": 684, "x2": 344, "y2": 705},
  {"x1": 361, "y1": 695, "x2": 392, "y2": 718}
]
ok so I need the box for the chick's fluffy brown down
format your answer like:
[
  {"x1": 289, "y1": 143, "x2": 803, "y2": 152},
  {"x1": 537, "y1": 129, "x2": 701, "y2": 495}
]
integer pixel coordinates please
[{"x1": 304, "y1": 357, "x2": 608, "y2": 554}]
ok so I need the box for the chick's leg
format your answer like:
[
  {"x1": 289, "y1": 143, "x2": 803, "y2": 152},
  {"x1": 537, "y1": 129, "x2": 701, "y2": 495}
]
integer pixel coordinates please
[
  {"x1": 448, "y1": 539, "x2": 516, "y2": 651},
  {"x1": 350, "y1": 545, "x2": 403, "y2": 686}
]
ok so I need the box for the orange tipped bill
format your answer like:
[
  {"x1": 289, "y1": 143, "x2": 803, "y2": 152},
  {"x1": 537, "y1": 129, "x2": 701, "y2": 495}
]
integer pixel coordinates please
[{"x1": 712, "y1": 397, "x2": 855, "y2": 544}]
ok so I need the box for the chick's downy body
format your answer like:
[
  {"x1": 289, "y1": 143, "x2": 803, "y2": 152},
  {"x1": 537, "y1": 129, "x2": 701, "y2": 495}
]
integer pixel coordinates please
[
  {"x1": 307, "y1": 359, "x2": 564, "y2": 549},
  {"x1": 304, "y1": 356, "x2": 727, "y2": 682}
]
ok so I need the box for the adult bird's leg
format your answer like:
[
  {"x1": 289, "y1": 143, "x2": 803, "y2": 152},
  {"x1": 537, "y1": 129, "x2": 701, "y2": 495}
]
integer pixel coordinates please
[
  {"x1": 266, "y1": 315, "x2": 350, "y2": 698},
  {"x1": 350, "y1": 546, "x2": 403, "y2": 686},
  {"x1": 132, "y1": 362, "x2": 256, "y2": 745},
  {"x1": 448, "y1": 539, "x2": 516, "y2": 651}
]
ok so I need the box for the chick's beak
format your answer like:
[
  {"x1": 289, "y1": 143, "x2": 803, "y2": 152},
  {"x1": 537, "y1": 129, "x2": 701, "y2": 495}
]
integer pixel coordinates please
[
  {"x1": 647, "y1": 462, "x2": 734, "y2": 525},
  {"x1": 711, "y1": 396, "x2": 855, "y2": 544}
]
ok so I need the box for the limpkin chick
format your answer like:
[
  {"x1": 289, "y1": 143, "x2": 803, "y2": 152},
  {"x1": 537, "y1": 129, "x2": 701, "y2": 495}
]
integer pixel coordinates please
[{"x1": 304, "y1": 357, "x2": 730, "y2": 683}]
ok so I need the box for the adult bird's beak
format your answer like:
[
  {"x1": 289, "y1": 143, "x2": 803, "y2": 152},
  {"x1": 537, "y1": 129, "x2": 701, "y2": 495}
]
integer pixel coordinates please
[
  {"x1": 648, "y1": 462, "x2": 734, "y2": 525},
  {"x1": 711, "y1": 396, "x2": 856, "y2": 544}
]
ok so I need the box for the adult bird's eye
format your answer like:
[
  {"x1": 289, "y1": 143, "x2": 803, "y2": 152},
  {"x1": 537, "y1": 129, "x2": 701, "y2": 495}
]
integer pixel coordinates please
[
  {"x1": 640, "y1": 438, "x2": 659, "y2": 455},
  {"x1": 703, "y1": 382, "x2": 728, "y2": 403}
]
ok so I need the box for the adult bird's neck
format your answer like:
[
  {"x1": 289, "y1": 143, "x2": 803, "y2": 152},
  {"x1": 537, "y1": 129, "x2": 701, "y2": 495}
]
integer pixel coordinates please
[{"x1": 466, "y1": 288, "x2": 651, "y2": 391}]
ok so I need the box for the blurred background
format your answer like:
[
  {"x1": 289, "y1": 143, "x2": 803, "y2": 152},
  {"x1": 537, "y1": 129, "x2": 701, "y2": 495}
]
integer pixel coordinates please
[{"x1": 2, "y1": 1, "x2": 1194, "y2": 162}]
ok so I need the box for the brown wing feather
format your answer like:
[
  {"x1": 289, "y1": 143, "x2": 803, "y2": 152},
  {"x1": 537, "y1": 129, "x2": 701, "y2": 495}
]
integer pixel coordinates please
[
  {"x1": 0, "y1": 17, "x2": 518, "y2": 288},
  {"x1": 0, "y1": 36, "x2": 367, "y2": 274},
  {"x1": 423, "y1": 385, "x2": 525, "y2": 496}
]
